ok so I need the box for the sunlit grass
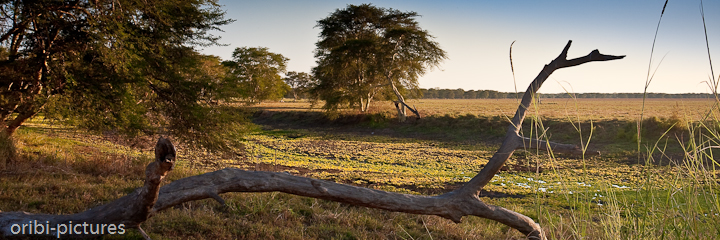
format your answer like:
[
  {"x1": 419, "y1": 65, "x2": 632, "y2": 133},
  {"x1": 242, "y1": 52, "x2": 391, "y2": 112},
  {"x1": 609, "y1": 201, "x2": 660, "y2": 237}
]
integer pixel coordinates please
[
  {"x1": 255, "y1": 98, "x2": 716, "y2": 122},
  {"x1": 4, "y1": 96, "x2": 720, "y2": 239}
]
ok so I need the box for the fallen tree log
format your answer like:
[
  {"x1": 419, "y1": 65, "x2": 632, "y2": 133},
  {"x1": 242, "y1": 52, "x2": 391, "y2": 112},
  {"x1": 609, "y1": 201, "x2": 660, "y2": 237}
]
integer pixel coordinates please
[{"x1": 0, "y1": 40, "x2": 623, "y2": 240}]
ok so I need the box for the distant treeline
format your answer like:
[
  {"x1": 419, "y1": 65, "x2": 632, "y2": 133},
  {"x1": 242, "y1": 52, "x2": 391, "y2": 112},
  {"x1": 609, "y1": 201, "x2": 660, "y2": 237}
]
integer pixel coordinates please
[{"x1": 419, "y1": 88, "x2": 714, "y2": 99}]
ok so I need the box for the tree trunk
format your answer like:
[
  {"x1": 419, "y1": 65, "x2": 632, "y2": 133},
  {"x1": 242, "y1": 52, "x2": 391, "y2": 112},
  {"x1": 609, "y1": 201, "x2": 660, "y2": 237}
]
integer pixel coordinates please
[
  {"x1": 393, "y1": 101, "x2": 407, "y2": 122},
  {"x1": 386, "y1": 73, "x2": 420, "y2": 122},
  {"x1": 359, "y1": 97, "x2": 366, "y2": 112},
  {"x1": 366, "y1": 91, "x2": 375, "y2": 112},
  {"x1": 0, "y1": 41, "x2": 621, "y2": 239},
  {"x1": 3, "y1": 58, "x2": 49, "y2": 136},
  {"x1": 4, "y1": 110, "x2": 37, "y2": 136}
]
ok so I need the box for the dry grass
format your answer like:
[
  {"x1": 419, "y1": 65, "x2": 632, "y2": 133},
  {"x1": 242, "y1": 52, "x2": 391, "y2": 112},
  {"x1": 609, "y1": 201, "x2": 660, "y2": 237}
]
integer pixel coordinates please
[
  {"x1": 2, "y1": 118, "x2": 533, "y2": 239},
  {"x1": 3, "y1": 97, "x2": 720, "y2": 239},
  {"x1": 254, "y1": 98, "x2": 715, "y2": 122}
]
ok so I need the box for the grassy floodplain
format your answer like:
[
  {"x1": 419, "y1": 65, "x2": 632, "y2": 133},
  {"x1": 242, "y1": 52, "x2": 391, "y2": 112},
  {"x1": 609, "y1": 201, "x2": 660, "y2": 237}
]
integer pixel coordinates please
[
  {"x1": 256, "y1": 98, "x2": 715, "y2": 121},
  {"x1": 2, "y1": 98, "x2": 720, "y2": 239}
]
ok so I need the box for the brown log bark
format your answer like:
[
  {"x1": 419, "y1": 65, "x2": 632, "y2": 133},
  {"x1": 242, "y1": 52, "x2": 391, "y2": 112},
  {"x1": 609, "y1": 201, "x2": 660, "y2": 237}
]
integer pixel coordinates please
[{"x1": 0, "y1": 41, "x2": 623, "y2": 240}]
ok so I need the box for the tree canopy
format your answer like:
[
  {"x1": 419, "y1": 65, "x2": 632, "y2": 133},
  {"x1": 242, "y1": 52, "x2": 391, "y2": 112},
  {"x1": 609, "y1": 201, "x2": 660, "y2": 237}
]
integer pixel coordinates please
[
  {"x1": 284, "y1": 71, "x2": 316, "y2": 100},
  {"x1": 311, "y1": 4, "x2": 446, "y2": 113},
  {"x1": 0, "y1": 0, "x2": 244, "y2": 150},
  {"x1": 222, "y1": 47, "x2": 290, "y2": 104}
]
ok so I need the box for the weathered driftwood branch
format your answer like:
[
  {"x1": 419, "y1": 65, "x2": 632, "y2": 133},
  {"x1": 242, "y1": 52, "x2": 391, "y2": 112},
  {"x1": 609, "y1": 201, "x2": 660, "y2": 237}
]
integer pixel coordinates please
[
  {"x1": 152, "y1": 169, "x2": 543, "y2": 236},
  {"x1": 393, "y1": 100, "x2": 421, "y2": 120},
  {"x1": 458, "y1": 40, "x2": 623, "y2": 198},
  {"x1": 0, "y1": 41, "x2": 623, "y2": 240}
]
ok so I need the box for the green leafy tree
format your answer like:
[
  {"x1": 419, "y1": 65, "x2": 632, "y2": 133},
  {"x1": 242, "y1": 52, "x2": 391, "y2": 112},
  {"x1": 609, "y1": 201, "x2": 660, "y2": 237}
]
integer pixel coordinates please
[
  {"x1": 312, "y1": 4, "x2": 446, "y2": 120},
  {"x1": 0, "y1": 0, "x2": 245, "y2": 150},
  {"x1": 223, "y1": 47, "x2": 290, "y2": 104},
  {"x1": 284, "y1": 71, "x2": 315, "y2": 101}
]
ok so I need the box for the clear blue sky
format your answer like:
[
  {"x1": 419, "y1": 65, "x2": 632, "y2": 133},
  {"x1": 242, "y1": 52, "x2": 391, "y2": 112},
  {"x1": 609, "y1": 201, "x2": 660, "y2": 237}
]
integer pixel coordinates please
[{"x1": 200, "y1": 0, "x2": 719, "y2": 94}]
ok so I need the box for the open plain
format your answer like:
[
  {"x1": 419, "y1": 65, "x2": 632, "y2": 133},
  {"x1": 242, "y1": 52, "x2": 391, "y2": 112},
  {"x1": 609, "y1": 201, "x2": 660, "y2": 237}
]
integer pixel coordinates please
[{"x1": 2, "y1": 98, "x2": 720, "y2": 239}]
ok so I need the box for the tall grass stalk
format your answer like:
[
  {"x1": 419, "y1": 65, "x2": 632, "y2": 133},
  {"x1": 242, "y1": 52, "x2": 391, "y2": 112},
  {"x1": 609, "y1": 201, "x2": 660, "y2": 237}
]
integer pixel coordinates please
[
  {"x1": 631, "y1": 0, "x2": 668, "y2": 236},
  {"x1": 522, "y1": 79, "x2": 599, "y2": 238},
  {"x1": 560, "y1": 89, "x2": 595, "y2": 239},
  {"x1": 537, "y1": 80, "x2": 599, "y2": 239},
  {"x1": 639, "y1": 0, "x2": 669, "y2": 164},
  {"x1": 510, "y1": 40, "x2": 519, "y2": 104},
  {"x1": 700, "y1": 0, "x2": 716, "y2": 92}
]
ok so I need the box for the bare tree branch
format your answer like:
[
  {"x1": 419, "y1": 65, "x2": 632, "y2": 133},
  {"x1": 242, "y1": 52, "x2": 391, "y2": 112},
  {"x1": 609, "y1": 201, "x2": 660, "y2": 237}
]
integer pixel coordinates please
[
  {"x1": 386, "y1": 72, "x2": 421, "y2": 121},
  {"x1": 459, "y1": 40, "x2": 624, "y2": 197},
  {"x1": 394, "y1": 100, "x2": 421, "y2": 119},
  {"x1": 151, "y1": 169, "x2": 544, "y2": 237}
]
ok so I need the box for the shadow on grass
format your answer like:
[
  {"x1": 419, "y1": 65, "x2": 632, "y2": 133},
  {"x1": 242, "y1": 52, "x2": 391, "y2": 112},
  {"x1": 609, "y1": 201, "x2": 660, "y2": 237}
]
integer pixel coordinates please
[{"x1": 251, "y1": 110, "x2": 696, "y2": 165}]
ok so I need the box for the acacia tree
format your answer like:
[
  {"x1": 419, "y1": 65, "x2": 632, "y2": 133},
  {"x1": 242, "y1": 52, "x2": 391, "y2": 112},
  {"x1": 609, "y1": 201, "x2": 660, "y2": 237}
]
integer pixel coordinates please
[
  {"x1": 0, "y1": 0, "x2": 242, "y2": 150},
  {"x1": 284, "y1": 71, "x2": 315, "y2": 101},
  {"x1": 223, "y1": 47, "x2": 290, "y2": 104},
  {"x1": 312, "y1": 4, "x2": 446, "y2": 119}
]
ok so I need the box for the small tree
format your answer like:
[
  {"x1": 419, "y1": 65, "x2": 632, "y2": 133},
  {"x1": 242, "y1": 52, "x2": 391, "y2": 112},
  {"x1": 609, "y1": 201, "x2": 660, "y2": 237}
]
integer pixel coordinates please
[
  {"x1": 312, "y1": 4, "x2": 446, "y2": 118},
  {"x1": 283, "y1": 71, "x2": 315, "y2": 101},
  {"x1": 223, "y1": 47, "x2": 290, "y2": 104}
]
